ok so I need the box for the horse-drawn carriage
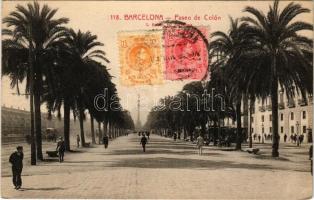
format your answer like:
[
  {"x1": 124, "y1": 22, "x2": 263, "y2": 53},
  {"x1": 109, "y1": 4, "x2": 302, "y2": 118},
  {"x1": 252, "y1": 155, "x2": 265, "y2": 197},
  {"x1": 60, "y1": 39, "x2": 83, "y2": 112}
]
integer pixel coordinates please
[{"x1": 45, "y1": 128, "x2": 58, "y2": 142}]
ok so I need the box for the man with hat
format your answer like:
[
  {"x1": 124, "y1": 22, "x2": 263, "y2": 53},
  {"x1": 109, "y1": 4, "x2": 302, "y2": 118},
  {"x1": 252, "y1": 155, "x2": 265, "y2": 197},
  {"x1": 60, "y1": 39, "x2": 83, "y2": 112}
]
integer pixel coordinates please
[
  {"x1": 9, "y1": 146, "x2": 24, "y2": 189},
  {"x1": 56, "y1": 137, "x2": 66, "y2": 162}
]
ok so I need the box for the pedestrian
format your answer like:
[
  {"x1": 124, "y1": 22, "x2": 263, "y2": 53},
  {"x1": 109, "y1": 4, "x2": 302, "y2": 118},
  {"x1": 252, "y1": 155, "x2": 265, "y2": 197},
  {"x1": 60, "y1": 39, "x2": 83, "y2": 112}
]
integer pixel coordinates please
[
  {"x1": 103, "y1": 134, "x2": 109, "y2": 148},
  {"x1": 76, "y1": 134, "x2": 80, "y2": 148},
  {"x1": 309, "y1": 145, "x2": 313, "y2": 175},
  {"x1": 284, "y1": 134, "x2": 287, "y2": 142},
  {"x1": 173, "y1": 133, "x2": 177, "y2": 141},
  {"x1": 196, "y1": 134, "x2": 204, "y2": 155},
  {"x1": 56, "y1": 137, "x2": 65, "y2": 162},
  {"x1": 290, "y1": 135, "x2": 294, "y2": 143},
  {"x1": 140, "y1": 134, "x2": 148, "y2": 152},
  {"x1": 147, "y1": 131, "x2": 150, "y2": 139},
  {"x1": 9, "y1": 146, "x2": 23, "y2": 190},
  {"x1": 258, "y1": 135, "x2": 261, "y2": 143},
  {"x1": 300, "y1": 134, "x2": 304, "y2": 145},
  {"x1": 296, "y1": 134, "x2": 300, "y2": 146}
]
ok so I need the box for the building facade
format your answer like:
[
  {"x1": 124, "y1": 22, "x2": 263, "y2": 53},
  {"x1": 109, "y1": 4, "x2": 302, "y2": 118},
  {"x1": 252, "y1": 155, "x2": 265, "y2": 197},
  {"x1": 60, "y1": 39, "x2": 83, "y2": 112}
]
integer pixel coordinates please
[
  {"x1": 250, "y1": 89, "x2": 313, "y2": 143},
  {"x1": 1, "y1": 106, "x2": 91, "y2": 143}
]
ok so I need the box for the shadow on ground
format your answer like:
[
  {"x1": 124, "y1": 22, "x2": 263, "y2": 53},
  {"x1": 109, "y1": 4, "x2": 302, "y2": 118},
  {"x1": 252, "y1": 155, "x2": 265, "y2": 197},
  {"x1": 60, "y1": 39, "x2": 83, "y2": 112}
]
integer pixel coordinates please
[
  {"x1": 19, "y1": 187, "x2": 65, "y2": 191},
  {"x1": 106, "y1": 156, "x2": 309, "y2": 172}
]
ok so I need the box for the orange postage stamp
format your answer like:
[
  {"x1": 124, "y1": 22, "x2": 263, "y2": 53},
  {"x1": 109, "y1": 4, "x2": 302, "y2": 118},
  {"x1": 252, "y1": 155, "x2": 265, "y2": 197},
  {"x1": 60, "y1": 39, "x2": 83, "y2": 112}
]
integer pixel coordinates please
[{"x1": 118, "y1": 31, "x2": 163, "y2": 86}]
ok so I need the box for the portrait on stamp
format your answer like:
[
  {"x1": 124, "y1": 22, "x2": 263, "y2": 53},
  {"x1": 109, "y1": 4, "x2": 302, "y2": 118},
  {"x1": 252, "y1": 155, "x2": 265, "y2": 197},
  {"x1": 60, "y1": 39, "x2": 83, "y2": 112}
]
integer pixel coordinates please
[{"x1": 118, "y1": 31, "x2": 163, "y2": 86}]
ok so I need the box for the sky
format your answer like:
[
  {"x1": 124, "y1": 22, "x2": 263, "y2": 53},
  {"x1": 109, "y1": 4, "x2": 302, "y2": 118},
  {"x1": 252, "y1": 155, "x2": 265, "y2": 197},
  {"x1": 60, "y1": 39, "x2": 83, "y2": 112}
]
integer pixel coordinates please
[{"x1": 1, "y1": 0, "x2": 313, "y2": 125}]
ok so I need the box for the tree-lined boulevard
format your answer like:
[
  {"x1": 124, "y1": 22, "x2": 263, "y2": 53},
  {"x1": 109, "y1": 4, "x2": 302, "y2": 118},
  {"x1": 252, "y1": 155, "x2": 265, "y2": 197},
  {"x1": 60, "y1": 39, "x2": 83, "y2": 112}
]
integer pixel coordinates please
[{"x1": 1, "y1": 0, "x2": 313, "y2": 198}]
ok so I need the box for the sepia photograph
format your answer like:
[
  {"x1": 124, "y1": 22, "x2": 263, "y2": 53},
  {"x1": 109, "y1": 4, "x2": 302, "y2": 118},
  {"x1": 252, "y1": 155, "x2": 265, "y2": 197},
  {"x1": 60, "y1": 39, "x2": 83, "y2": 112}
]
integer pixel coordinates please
[{"x1": 1, "y1": 0, "x2": 313, "y2": 199}]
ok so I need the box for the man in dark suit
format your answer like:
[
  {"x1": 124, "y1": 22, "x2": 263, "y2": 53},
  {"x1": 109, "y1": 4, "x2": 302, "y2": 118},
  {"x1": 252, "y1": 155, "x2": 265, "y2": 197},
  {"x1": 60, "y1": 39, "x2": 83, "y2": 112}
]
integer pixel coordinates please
[
  {"x1": 140, "y1": 134, "x2": 148, "y2": 152},
  {"x1": 9, "y1": 146, "x2": 24, "y2": 189},
  {"x1": 56, "y1": 137, "x2": 66, "y2": 162},
  {"x1": 103, "y1": 134, "x2": 109, "y2": 148}
]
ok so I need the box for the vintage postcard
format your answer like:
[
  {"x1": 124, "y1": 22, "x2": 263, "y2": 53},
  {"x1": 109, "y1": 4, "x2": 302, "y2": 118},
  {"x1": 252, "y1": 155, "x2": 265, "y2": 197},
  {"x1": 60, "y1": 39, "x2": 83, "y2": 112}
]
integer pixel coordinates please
[{"x1": 1, "y1": 0, "x2": 313, "y2": 199}]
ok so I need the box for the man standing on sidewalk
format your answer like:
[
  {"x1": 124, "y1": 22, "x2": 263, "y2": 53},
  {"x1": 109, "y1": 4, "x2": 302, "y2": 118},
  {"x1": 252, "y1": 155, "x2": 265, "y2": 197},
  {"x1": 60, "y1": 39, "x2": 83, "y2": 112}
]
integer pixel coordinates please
[
  {"x1": 9, "y1": 146, "x2": 23, "y2": 190},
  {"x1": 196, "y1": 134, "x2": 204, "y2": 155},
  {"x1": 56, "y1": 137, "x2": 66, "y2": 162},
  {"x1": 140, "y1": 134, "x2": 148, "y2": 152},
  {"x1": 77, "y1": 135, "x2": 80, "y2": 148}
]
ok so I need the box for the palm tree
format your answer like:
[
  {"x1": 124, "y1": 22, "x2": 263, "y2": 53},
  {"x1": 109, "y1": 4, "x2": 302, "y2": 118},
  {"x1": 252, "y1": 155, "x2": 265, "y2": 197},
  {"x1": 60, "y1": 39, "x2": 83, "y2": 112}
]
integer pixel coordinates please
[
  {"x1": 2, "y1": 30, "x2": 37, "y2": 165},
  {"x1": 3, "y1": 2, "x2": 69, "y2": 160},
  {"x1": 236, "y1": 0, "x2": 313, "y2": 157},
  {"x1": 209, "y1": 17, "x2": 249, "y2": 150},
  {"x1": 62, "y1": 29, "x2": 108, "y2": 147}
]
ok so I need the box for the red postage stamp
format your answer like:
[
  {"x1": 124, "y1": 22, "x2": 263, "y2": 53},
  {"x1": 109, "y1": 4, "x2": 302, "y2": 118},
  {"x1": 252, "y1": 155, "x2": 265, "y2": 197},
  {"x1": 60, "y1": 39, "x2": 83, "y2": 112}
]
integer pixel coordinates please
[{"x1": 163, "y1": 25, "x2": 209, "y2": 80}]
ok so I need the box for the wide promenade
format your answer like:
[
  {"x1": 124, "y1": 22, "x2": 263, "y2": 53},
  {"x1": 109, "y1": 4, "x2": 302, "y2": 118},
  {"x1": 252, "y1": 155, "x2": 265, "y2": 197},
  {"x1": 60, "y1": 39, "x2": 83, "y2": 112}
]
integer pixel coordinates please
[{"x1": 1, "y1": 134, "x2": 312, "y2": 199}]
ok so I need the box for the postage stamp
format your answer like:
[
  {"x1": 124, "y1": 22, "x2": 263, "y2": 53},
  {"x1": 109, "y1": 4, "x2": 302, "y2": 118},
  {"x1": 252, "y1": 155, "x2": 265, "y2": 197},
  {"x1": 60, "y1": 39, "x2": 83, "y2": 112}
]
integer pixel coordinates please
[
  {"x1": 118, "y1": 30, "x2": 163, "y2": 86},
  {"x1": 163, "y1": 25, "x2": 209, "y2": 80}
]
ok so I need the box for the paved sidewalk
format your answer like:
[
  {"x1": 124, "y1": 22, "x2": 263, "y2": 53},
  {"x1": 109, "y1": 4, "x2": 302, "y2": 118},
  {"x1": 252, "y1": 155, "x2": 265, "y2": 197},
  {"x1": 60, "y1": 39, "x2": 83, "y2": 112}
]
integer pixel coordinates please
[{"x1": 1, "y1": 134, "x2": 312, "y2": 199}]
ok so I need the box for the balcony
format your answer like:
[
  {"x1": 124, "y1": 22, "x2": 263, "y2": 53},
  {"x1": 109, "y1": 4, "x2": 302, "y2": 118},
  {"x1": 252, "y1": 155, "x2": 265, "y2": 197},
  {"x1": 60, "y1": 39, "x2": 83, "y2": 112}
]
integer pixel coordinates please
[
  {"x1": 266, "y1": 105, "x2": 272, "y2": 111},
  {"x1": 298, "y1": 99, "x2": 307, "y2": 106},
  {"x1": 259, "y1": 106, "x2": 265, "y2": 112},
  {"x1": 278, "y1": 102, "x2": 285, "y2": 110},
  {"x1": 287, "y1": 100, "x2": 295, "y2": 108}
]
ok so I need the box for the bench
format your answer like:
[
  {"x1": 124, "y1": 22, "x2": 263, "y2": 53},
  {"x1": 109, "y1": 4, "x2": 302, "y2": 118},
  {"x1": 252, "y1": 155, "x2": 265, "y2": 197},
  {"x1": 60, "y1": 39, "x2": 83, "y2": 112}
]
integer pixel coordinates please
[
  {"x1": 246, "y1": 148, "x2": 260, "y2": 154},
  {"x1": 46, "y1": 150, "x2": 58, "y2": 157},
  {"x1": 84, "y1": 142, "x2": 91, "y2": 147}
]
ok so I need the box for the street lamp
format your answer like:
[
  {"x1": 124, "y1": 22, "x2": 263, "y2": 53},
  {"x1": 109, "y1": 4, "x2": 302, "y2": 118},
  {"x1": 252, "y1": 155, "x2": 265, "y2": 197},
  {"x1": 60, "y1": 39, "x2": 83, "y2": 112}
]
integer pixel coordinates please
[{"x1": 261, "y1": 123, "x2": 264, "y2": 144}]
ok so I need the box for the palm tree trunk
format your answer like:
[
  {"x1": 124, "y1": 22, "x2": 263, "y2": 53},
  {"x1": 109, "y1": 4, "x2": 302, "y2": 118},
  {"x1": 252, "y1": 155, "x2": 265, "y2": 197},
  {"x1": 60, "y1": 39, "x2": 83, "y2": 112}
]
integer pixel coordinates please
[
  {"x1": 104, "y1": 119, "x2": 108, "y2": 137},
  {"x1": 90, "y1": 115, "x2": 96, "y2": 144},
  {"x1": 79, "y1": 108, "x2": 86, "y2": 146},
  {"x1": 249, "y1": 99, "x2": 254, "y2": 148},
  {"x1": 34, "y1": 87, "x2": 43, "y2": 160},
  {"x1": 64, "y1": 100, "x2": 71, "y2": 151},
  {"x1": 98, "y1": 122, "x2": 102, "y2": 144},
  {"x1": 271, "y1": 56, "x2": 279, "y2": 157},
  {"x1": 109, "y1": 122, "x2": 113, "y2": 138},
  {"x1": 235, "y1": 101, "x2": 242, "y2": 150},
  {"x1": 28, "y1": 31, "x2": 36, "y2": 165},
  {"x1": 102, "y1": 121, "x2": 107, "y2": 139}
]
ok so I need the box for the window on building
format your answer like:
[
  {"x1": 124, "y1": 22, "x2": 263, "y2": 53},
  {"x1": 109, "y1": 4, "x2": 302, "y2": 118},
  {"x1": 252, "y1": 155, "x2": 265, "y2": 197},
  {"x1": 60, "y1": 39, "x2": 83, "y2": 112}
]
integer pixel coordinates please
[
  {"x1": 291, "y1": 126, "x2": 294, "y2": 133},
  {"x1": 251, "y1": 117, "x2": 254, "y2": 123},
  {"x1": 303, "y1": 111, "x2": 306, "y2": 119},
  {"x1": 262, "y1": 127, "x2": 264, "y2": 133},
  {"x1": 261, "y1": 115, "x2": 264, "y2": 122},
  {"x1": 281, "y1": 126, "x2": 284, "y2": 133},
  {"x1": 281, "y1": 113, "x2": 284, "y2": 121},
  {"x1": 270, "y1": 127, "x2": 272, "y2": 133},
  {"x1": 251, "y1": 128, "x2": 254, "y2": 133},
  {"x1": 269, "y1": 114, "x2": 272, "y2": 121},
  {"x1": 291, "y1": 112, "x2": 294, "y2": 120},
  {"x1": 303, "y1": 126, "x2": 307, "y2": 133}
]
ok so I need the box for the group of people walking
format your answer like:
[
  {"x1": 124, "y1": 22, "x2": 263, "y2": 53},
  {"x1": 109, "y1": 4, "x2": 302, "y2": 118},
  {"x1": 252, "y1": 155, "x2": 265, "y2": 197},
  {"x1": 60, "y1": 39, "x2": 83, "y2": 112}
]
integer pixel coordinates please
[
  {"x1": 290, "y1": 134, "x2": 305, "y2": 146},
  {"x1": 139, "y1": 131, "x2": 205, "y2": 155},
  {"x1": 253, "y1": 133, "x2": 305, "y2": 146}
]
